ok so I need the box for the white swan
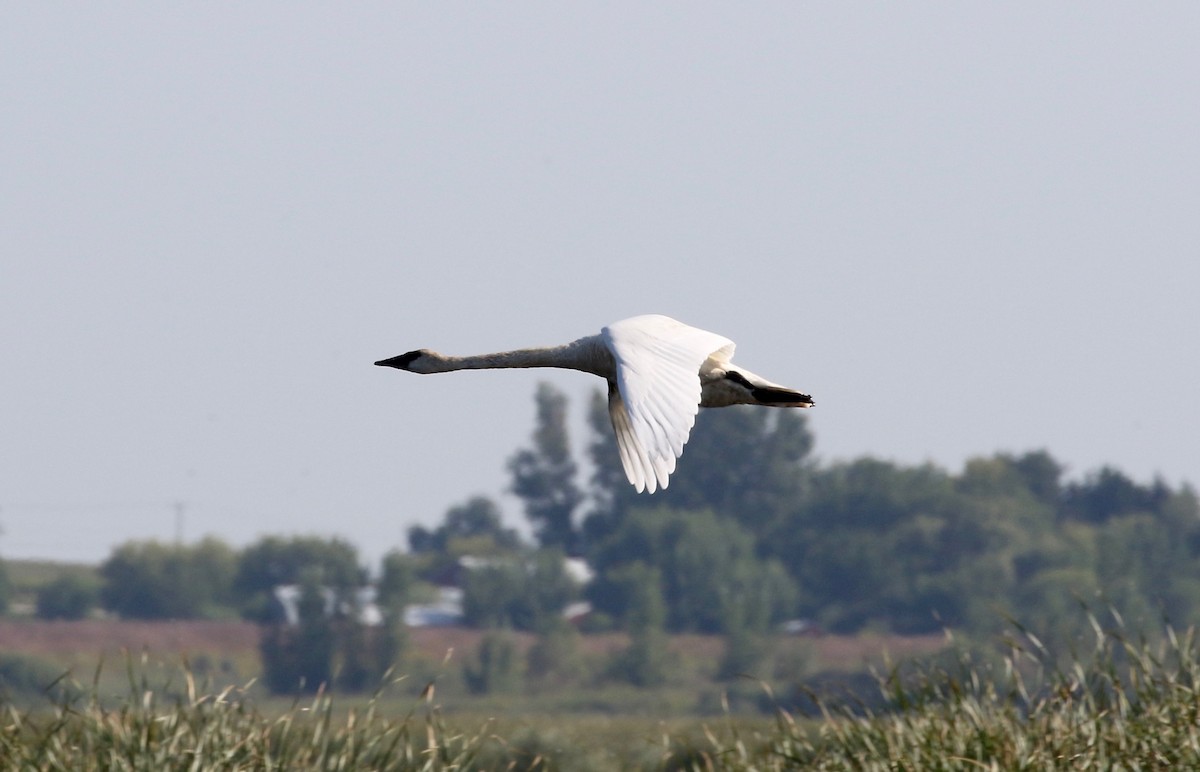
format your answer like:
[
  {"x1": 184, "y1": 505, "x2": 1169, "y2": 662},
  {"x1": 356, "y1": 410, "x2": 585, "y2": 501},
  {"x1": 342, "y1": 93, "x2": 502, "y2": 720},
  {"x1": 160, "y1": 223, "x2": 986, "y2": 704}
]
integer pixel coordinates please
[{"x1": 375, "y1": 314, "x2": 814, "y2": 493}]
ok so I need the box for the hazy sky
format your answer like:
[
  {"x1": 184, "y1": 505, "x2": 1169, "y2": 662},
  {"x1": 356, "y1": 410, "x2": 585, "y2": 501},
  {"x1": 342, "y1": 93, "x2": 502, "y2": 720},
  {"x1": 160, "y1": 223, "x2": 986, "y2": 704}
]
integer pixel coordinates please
[{"x1": 3, "y1": 4, "x2": 1198, "y2": 568}]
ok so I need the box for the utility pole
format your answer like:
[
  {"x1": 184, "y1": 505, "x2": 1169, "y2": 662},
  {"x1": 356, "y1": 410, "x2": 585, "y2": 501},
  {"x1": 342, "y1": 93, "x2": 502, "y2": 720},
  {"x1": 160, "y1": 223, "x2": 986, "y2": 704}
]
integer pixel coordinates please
[{"x1": 174, "y1": 500, "x2": 185, "y2": 545}]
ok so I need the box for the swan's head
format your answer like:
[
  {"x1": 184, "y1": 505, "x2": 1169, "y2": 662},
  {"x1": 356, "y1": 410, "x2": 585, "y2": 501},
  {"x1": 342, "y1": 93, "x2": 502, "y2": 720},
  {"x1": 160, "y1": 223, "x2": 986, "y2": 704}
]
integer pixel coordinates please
[{"x1": 374, "y1": 349, "x2": 442, "y2": 374}]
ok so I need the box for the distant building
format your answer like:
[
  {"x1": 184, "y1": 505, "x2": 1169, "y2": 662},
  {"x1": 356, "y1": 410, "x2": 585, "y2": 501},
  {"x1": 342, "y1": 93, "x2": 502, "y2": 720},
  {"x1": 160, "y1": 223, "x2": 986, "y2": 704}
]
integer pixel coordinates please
[
  {"x1": 270, "y1": 553, "x2": 594, "y2": 629},
  {"x1": 562, "y1": 600, "x2": 593, "y2": 625},
  {"x1": 403, "y1": 586, "x2": 464, "y2": 627},
  {"x1": 563, "y1": 556, "x2": 594, "y2": 585},
  {"x1": 271, "y1": 585, "x2": 382, "y2": 626},
  {"x1": 779, "y1": 618, "x2": 825, "y2": 637}
]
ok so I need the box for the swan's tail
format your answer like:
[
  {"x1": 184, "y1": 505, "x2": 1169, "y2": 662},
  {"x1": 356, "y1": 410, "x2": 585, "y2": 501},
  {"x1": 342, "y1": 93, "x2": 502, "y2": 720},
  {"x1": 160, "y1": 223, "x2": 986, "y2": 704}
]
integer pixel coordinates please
[{"x1": 750, "y1": 384, "x2": 814, "y2": 407}]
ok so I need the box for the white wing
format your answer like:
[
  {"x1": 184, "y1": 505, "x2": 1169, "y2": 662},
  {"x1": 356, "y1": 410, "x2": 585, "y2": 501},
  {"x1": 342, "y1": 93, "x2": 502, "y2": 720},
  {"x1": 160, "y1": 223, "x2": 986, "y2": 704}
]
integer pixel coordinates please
[
  {"x1": 606, "y1": 384, "x2": 657, "y2": 493},
  {"x1": 601, "y1": 315, "x2": 735, "y2": 493}
]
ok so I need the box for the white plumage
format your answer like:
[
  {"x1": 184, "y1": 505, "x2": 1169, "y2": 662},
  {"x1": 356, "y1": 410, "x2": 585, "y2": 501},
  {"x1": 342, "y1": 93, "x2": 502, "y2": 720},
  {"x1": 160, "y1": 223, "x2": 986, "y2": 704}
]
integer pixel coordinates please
[{"x1": 376, "y1": 314, "x2": 814, "y2": 493}]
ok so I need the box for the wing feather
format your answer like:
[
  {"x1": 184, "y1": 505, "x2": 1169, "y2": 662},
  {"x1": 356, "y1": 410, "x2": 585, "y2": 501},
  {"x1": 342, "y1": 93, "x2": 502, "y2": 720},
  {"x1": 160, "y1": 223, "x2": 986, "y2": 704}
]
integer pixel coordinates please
[
  {"x1": 602, "y1": 315, "x2": 734, "y2": 492},
  {"x1": 607, "y1": 386, "x2": 656, "y2": 493}
]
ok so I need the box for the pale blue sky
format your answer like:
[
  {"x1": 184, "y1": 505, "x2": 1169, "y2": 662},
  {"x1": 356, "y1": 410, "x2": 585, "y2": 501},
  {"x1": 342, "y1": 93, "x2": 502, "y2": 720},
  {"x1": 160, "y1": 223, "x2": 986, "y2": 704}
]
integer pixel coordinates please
[{"x1": 2, "y1": 4, "x2": 1198, "y2": 566}]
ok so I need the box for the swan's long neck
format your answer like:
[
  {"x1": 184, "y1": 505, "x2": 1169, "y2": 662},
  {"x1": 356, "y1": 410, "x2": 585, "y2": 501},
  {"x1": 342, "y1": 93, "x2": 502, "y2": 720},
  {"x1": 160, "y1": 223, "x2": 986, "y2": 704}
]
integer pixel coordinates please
[{"x1": 428, "y1": 336, "x2": 613, "y2": 378}]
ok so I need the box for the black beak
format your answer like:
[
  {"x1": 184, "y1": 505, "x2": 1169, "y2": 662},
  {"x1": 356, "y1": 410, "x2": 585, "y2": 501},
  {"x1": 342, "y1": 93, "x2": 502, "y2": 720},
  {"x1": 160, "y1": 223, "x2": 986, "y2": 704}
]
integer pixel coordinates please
[{"x1": 374, "y1": 351, "x2": 421, "y2": 370}]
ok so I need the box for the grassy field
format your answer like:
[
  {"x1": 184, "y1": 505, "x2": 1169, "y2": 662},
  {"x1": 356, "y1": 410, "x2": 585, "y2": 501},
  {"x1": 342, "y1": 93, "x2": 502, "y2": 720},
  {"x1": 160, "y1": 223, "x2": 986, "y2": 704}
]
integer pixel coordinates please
[
  {"x1": 8, "y1": 561, "x2": 1197, "y2": 767},
  {"x1": 1, "y1": 614, "x2": 1198, "y2": 769},
  {"x1": 0, "y1": 616, "x2": 944, "y2": 713}
]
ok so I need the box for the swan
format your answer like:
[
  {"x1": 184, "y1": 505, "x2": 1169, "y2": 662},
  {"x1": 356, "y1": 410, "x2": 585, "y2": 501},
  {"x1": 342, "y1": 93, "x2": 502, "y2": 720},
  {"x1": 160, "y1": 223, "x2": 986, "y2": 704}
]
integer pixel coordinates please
[{"x1": 375, "y1": 314, "x2": 814, "y2": 493}]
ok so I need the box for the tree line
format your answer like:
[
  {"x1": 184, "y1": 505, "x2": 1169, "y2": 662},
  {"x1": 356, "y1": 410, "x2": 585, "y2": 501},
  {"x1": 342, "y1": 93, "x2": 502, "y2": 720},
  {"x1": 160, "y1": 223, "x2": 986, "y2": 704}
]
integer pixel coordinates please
[
  {"x1": 462, "y1": 383, "x2": 1200, "y2": 645},
  {"x1": 11, "y1": 381, "x2": 1198, "y2": 692}
]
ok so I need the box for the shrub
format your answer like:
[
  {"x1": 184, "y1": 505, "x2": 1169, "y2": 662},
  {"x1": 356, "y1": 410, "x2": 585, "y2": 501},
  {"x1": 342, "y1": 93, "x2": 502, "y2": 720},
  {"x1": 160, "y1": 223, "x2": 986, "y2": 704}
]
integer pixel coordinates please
[
  {"x1": 0, "y1": 654, "x2": 76, "y2": 702},
  {"x1": 463, "y1": 631, "x2": 522, "y2": 695},
  {"x1": 35, "y1": 574, "x2": 99, "y2": 620}
]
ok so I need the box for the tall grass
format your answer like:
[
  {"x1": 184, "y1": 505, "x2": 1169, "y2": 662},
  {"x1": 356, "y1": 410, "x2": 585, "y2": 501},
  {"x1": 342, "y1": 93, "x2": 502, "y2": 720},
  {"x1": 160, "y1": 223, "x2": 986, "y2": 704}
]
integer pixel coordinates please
[
  {"x1": 696, "y1": 610, "x2": 1200, "y2": 770},
  {"x1": 5, "y1": 612, "x2": 1200, "y2": 769},
  {"x1": 0, "y1": 659, "x2": 494, "y2": 771}
]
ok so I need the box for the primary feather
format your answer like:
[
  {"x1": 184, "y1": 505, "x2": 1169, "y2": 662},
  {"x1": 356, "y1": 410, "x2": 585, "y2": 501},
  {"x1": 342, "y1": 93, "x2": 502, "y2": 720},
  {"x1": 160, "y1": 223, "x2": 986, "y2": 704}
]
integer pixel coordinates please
[{"x1": 602, "y1": 315, "x2": 733, "y2": 492}]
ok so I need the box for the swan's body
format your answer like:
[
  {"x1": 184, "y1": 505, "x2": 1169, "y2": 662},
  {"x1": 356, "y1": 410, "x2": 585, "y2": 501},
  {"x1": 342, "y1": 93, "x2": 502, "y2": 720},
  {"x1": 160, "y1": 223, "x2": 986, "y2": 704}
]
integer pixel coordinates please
[{"x1": 375, "y1": 314, "x2": 814, "y2": 493}]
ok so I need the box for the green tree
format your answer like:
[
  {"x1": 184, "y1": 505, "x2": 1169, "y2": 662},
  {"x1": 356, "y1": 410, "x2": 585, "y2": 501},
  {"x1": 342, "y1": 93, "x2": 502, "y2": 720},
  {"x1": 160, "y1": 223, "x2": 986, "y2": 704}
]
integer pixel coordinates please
[
  {"x1": 760, "y1": 457, "x2": 1030, "y2": 633},
  {"x1": 99, "y1": 538, "x2": 236, "y2": 619},
  {"x1": 372, "y1": 605, "x2": 410, "y2": 684},
  {"x1": 462, "y1": 561, "x2": 526, "y2": 629},
  {"x1": 717, "y1": 602, "x2": 772, "y2": 681},
  {"x1": 333, "y1": 621, "x2": 375, "y2": 691},
  {"x1": 582, "y1": 399, "x2": 815, "y2": 550},
  {"x1": 509, "y1": 382, "x2": 583, "y2": 552},
  {"x1": 523, "y1": 548, "x2": 579, "y2": 629},
  {"x1": 461, "y1": 548, "x2": 578, "y2": 631},
  {"x1": 588, "y1": 508, "x2": 796, "y2": 633},
  {"x1": 407, "y1": 496, "x2": 520, "y2": 555},
  {"x1": 368, "y1": 551, "x2": 414, "y2": 682},
  {"x1": 36, "y1": 574, "x2": 99, "y2": 620},
  {"x1": 1096, "y1": 514, "x2": 1189, "y2": 624},
  {"x1": 463, "y1": 630, "x2": 522, "y2": 695},
  {"x1": 259, "y1": 559, "x2": 405, "y2": 695},
  {"x1": 526, "y1": 617, "x2": 585, "y2": 689},
  {"x1": 607, "y1": 563, "x2": 669, "y2": 687},
  {"x1": 1008, "y1": 449, "x2": 1064, "y2": 506},
  {"x1": 658, "y1": 407, "x2": 814, "y2": 533},
  {"x1": 234, "y1": 536, "x2": 365, "y2": 621},
  {"x1": 260, "y1": 572, "x2": 335, "y2": 694},
  {"x1": 377, "y1": 550, "x2": 417, "y2": 612},
  {"x1": 1011, "y1": 566, "x2": 1102, "y2": 655},
  {"x1": 1061, "y1": 466, "x2": 1170, "y2": 524}
]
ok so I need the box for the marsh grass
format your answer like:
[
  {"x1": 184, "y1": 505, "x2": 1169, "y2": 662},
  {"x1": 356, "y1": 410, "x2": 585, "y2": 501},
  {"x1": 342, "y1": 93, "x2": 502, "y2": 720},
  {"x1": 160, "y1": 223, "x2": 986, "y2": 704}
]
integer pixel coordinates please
[
  {"x1": 0, "y1": 655, "x2": 496, "y2": 771},
  {"x1": 5, "y1": 611, "x2": 1200, "y2": 769},
  {"x1": 691, "y1": 609, "x2": 1200, "y2": 770}
]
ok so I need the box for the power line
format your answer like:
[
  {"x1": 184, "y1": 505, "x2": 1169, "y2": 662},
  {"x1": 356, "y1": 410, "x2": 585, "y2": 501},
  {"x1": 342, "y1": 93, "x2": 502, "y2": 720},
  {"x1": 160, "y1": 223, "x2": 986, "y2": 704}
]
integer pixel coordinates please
[{"x1": 0, "y1": 501, "x2": 182, "y2": 512}]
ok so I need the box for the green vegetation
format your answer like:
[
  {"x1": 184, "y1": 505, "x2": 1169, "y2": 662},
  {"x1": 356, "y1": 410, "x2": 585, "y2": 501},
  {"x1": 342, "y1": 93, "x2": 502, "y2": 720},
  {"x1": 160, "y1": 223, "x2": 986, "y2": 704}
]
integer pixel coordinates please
[
  {"x1": 509, "y1": 381, "x2": 585, "y2": 553},
  {"x1": 35, "y1": 573, "x2": 101, "y2": 620},
  {"x1": 2, "y1": 611, "x2": 1200, "y2": 769},
  {"x1": 4, "y1": 560, "x2": 98, "y2": 619},
  {"x1": 18, "y1": 382, "x2": 1192, "y2": 657},
  {"x1": 1, "y1": 381, "x2": 1198, "y2": 765},
  {"x1": 0, "y1": 653, "x2": 78, "y2": 703},
  {"x1": 234, "y1": 535, "x2": 366, "y2": 622},
  {"x1": 0, "y1": 561, "x2": 10, "y2": 616},
  {"x1": 463, "y1": 630, "x2": 522, "y2": 695},
  {"x1": 732, "y1": 611, "x2": 1200, "y2": 770},
  {"x1": 99, "y1": 537, "x2": 237, "y2": 620}
]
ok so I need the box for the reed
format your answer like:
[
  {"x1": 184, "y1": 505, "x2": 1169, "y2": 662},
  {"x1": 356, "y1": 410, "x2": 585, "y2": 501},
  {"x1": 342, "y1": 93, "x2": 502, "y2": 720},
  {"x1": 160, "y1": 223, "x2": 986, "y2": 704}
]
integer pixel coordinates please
[{"x1": 4, "y1": 611, "x2": 1200, "y2": 770}]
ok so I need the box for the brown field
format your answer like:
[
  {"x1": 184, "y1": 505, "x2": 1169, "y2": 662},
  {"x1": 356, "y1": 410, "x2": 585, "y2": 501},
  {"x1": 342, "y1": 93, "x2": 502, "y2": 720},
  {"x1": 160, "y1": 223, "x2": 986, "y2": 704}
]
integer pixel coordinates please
[
  {"x1": 0, "y1": 619, "x2": 260, "y2": 661},
  {"x1": 0, "y1": 619, "x2": 945, "y2": 676}
]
